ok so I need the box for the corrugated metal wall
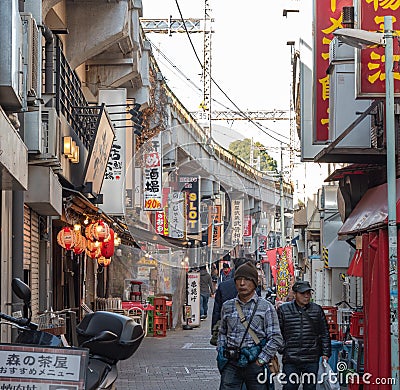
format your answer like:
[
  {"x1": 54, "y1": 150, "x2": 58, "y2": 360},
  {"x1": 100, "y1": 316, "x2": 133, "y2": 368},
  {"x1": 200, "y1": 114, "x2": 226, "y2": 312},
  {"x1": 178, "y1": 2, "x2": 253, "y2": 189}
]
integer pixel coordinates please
[{"x1": 23, "y1": 205, "x2": 40, "y2": 317}]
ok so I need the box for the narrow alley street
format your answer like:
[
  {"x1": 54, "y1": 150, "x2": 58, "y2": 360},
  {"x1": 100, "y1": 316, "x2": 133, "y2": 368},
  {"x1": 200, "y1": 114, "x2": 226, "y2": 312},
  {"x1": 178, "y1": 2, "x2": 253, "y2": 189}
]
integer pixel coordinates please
[{"x1": 116, "y1": 298, "x2": 220, "y2": 390}]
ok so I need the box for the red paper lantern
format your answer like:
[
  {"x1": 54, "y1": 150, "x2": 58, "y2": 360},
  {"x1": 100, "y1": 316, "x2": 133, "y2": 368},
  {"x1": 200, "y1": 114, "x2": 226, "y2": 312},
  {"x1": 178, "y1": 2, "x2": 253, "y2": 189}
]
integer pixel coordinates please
[
  {"x1": 93, "y1": 220, "x2": 110, "y2": 242},
  {"x1": 101, "y1": 229, "x2": 115, "y2": 258},
  {"x1": 73, "y1": 232, "x2": 86, "y2": 255},
  {"x1": 97, "y1": 256, "x2": 111, "y2": 267},
  {"x1": 85, "y1": 223, "x2": 95, "y2": 241},
  {"x1": 86, "y1": 239, "x2": 99, "y2": 252},
  {"x1": 57, "y1": 227, "x2": 75, "y2": 250},
  {"x1": 86, "y1": 247, "x2": 101, "y2": 259}
]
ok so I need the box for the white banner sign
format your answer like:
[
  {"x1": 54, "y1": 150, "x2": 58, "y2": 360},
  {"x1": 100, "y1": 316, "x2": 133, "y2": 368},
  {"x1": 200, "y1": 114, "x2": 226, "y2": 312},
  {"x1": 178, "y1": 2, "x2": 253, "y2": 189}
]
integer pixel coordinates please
[
  {"x1": 143, "y1": 133, "x2": 163, "y2": 210},
  {"x1": 0, "y1": 344, "x2": 88, "y2": 389},
  {"x1": 187, "y1": 272, "x2": 200, "y2": 327},
  {"x1": 98, "y1": 89, "x2": 127, "y2": 214},
  {"x1": 168, "y1": 192, "x2": 185, "y2": 238},
  {"x1": 231, "y1": 199, "x2": 243, "y2": 245}
]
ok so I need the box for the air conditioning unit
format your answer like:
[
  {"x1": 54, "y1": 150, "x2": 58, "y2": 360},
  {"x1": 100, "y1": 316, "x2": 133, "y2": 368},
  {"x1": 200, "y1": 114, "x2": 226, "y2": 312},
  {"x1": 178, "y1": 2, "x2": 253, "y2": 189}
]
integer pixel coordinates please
[
  {"x1": 24, "y1": 107, "x2": 61, "y2": 161},
  {"x1": 329, "y1": 37, "x2": 354, "y2": 64},
  {"x1": 0, "y1": 0, "x2": 23, "y2": 109},
  {"x1": 24, "y1": 107, "x2": 42, "y2": 153},
  {"x1": 41, "y1": 107, "x2": 61, "y2": 160},
  {"x1": 21, "y1": 13, "x2": 40, "y2": 104}
]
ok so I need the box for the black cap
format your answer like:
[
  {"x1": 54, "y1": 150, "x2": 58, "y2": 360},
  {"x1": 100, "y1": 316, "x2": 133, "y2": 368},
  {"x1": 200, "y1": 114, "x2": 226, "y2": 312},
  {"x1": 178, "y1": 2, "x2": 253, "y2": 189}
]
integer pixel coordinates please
[{"x1": 292, "y1": 281, "x2": 314, "y2": 293}]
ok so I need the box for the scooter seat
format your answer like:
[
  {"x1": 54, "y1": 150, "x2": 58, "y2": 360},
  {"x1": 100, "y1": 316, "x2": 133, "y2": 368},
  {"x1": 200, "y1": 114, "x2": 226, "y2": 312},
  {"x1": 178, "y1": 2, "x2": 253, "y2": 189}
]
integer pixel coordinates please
[{"x1": 86, "y1": 358, "x2": 114, "y2": 390}]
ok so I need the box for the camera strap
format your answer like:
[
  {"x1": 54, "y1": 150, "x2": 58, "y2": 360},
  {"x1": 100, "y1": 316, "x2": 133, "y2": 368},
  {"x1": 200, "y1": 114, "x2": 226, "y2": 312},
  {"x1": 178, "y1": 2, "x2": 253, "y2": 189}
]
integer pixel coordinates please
[{"x1": 235, "y1": 300, "x2": 260, "y2": 348}]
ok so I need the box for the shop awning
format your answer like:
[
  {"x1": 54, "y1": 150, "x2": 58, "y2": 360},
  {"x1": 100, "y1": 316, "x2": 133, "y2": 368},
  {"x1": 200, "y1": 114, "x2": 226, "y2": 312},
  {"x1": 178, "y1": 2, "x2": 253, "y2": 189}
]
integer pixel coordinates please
[
  {"x1": 63, "y1": 188, "x2": 194, "y2": 249},
  {"x1": 324, "y1": 163, "x2": 384, "y2": 182},
  {"x1": 128, "y1": 225, "x2": 190, "y2": 249},
  {"x1": 338, "y1": 178, "x2": 400, "y2": 237},
  {"x1": 347, "y1": 249, "x2": 363, "y2": 277},
  {"x1": 62, "y1": 187, "x2": 139, "y2": 247}
]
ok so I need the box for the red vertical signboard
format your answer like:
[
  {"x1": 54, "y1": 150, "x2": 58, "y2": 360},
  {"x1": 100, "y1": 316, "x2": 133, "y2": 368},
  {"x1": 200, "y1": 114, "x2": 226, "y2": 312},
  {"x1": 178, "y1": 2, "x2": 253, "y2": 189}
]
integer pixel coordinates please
[
  {"x1": 314, "y1": 0, "x2": 353, "y2": 141},
  {"x1": 357, "y1": 0, "x2": 400, "y2": 98}
]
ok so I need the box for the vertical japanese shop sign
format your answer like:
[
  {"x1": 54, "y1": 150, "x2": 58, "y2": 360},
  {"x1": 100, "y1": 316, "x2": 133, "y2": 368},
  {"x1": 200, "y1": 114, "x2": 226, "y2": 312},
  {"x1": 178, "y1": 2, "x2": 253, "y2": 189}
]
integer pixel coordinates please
[
  {"x1": 98, "y1": 89, "x2": 125, "y2": 214},
  {"x1": 179, "y1": 176, "x2": 200, "y2": 235},
  {"x1": 187, "y1": 272, "x2": 200, "y2": 326},
  {"x1": 208, "y1": 205, "x2": 222, "y2": 247},
  {"x1": 243, "y1": 215, "x2": 252, "y2": 243},
  {"x1": 143, "y1": 133, "x2": 162, "y2": 211},
  {"x1": 357, "y1": 0, "x2": 400, "y2": 97},
  {"x1": 168, "y1": 191, "x2": 186, "y2": 239},
  {"x1": 155, "y1": 189, "x2": 170, "y2": 237},
  {"x1": 162, "y1": 187, "x2": 170, "y2": 236},
  {"x1": 231, "y1": 199, "x2": 243, "y2": 246},
  {"x1": 0, "y1": 344, "x2": 88, "y2": 389},
  {"x1": 314, "y1": 0, "x2": 352, "y2": 141}
]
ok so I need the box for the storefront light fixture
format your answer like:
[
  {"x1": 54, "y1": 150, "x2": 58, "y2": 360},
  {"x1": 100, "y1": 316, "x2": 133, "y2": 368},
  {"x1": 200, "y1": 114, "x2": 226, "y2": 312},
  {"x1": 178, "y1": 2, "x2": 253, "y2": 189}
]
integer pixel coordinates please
[
  {"x1": 63, "y1": 136, "x2": 73, "y2": 156},
  {"x1": 63, "y1": 136, "x2": 80, "y2": 164}
]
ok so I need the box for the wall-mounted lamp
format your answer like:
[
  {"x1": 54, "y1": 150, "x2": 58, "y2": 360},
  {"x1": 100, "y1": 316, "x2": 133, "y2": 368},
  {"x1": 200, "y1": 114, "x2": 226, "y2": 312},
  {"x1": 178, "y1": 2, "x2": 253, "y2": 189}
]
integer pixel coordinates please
[
  {"x1": 63, "y1": 136, "x2": 80, "y2": 164},
  {"x1": 63, "y1": 136, "x2": 73, "y2": 157},
  {"x1": 70, "y1": 142, "x2": 79, "y2": 163}
]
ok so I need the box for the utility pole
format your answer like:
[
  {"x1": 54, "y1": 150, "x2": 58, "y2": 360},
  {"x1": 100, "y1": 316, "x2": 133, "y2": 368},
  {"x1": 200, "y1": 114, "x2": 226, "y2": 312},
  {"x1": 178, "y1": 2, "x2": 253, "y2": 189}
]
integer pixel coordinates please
[
  {"x1": 141, "y1": 1, "x2": 213, "y2": 141},
  {"x1": 280, "y1": 145, "x2": 285, "y2": 247},
  {"x1": 202, "y1": 0, "x2": 212, "y2": 140}
]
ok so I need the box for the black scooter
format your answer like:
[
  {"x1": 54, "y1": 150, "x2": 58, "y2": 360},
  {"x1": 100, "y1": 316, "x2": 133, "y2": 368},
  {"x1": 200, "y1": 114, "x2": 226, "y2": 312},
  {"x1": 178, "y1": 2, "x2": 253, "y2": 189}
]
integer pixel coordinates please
[{"x1": 0, "y1": 278, "x2": 145, "y2": 389}]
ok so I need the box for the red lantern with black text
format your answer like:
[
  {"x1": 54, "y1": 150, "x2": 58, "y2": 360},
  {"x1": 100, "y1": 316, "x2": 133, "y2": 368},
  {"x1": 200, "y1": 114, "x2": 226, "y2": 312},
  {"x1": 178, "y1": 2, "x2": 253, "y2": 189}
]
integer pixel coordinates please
[
  {"x1": 93, "y1": 220, "x2": 110, "y2": 242},
  {"x1": 101, "y1": 229, "x2": 115, "y2": 258},
  {"x1": 57, "y1": 227, "x2": 75, "y2": 250}
]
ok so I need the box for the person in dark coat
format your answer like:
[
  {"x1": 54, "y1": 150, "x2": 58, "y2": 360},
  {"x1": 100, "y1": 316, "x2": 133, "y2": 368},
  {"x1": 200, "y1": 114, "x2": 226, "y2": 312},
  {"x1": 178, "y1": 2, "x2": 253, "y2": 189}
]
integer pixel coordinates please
[
  {"x1": 277, "y1": 281, "x2": 331, "y2": 390},
  {"x1": 219, "y1": 262, "x2": 233, "y2": 284},
  {"x1": 199, "y1": 266, "x2": 215, "y2": 320}
]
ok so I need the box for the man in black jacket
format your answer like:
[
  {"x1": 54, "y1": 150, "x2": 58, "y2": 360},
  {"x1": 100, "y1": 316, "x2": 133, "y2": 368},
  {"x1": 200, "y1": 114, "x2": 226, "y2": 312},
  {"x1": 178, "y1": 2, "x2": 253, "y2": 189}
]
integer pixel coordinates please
[{"x1": 277, "y1": 281, "x2": 331, "y2": 390}]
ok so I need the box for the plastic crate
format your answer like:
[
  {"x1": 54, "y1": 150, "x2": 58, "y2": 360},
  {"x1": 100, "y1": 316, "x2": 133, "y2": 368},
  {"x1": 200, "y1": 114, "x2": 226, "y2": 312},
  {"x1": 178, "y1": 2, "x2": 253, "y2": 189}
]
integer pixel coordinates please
[
  {"x1": 153, "y1": 297, "x2": 167, "y2": 315},
  {"x1": 350, "y1": 312, "x2": 364, "y2": 338},
  {"x1": 322, "y1": 306, "x2": 338, "y2": 324},
  {"x1": 154, "y1": 316, "x2": 167, "y2": 337}
]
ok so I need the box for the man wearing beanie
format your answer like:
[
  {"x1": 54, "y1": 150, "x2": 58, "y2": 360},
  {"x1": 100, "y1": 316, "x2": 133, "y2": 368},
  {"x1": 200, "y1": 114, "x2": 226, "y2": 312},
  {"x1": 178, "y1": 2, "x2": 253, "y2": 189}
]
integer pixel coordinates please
[
  {"x1": 211, "y1": 257, "x2": 262, "y2": 335},
  {"x1": 217, "y1": 261, "x2": 283, "y2": 389}
]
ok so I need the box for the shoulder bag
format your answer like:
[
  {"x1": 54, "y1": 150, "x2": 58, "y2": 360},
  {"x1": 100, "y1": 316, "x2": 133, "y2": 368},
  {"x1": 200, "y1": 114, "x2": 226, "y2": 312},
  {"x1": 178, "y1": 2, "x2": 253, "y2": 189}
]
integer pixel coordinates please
[{"x1": 235, "y1": 301, "x2": 280, "y2": 373}]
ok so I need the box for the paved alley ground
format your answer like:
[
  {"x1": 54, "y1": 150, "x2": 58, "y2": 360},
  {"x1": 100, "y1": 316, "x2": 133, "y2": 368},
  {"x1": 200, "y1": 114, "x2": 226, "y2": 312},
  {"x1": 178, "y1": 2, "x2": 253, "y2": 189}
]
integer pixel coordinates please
[{"x1": 116, "y1": 297, "x2": 220, "y2": 390}]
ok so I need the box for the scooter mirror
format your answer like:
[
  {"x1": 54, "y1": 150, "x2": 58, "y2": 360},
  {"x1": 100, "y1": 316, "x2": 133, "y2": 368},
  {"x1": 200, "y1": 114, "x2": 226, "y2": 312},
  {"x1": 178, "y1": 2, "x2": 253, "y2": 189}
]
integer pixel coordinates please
[{"x1": 11, "y1": 278, "x2": 32, "y2": 305}]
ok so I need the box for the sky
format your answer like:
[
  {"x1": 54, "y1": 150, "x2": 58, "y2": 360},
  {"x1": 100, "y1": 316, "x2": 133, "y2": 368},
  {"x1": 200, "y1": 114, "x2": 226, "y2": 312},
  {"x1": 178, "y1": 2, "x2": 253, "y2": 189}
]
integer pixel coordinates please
[{"x1": 141, "y1": 0, "x2": 309, "y2": 168}]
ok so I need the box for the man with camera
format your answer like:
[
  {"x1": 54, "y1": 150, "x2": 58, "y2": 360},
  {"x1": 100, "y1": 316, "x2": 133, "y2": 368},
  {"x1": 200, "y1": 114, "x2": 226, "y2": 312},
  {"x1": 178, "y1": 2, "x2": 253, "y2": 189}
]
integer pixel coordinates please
[{"x1": 217, "y1": 261, "x2": 283, "y2": 389}]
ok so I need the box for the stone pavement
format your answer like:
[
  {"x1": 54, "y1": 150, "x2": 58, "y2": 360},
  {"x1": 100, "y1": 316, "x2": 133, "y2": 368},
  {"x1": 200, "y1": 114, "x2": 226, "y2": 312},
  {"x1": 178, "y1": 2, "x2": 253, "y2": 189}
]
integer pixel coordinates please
[{"x1": 116, "y1": 297, "x2": 220, "y2": 390}]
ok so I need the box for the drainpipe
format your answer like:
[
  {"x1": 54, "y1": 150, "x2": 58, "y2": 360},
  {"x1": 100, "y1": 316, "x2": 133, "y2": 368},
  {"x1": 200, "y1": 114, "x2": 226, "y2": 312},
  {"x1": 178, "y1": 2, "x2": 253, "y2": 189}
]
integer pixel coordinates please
[
  {"x1": 12, "y1": 191, "x2": 24, "y2": 283},
  {"x1": 42, "y1": 24, "x2": 54, "y2": 95}
]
